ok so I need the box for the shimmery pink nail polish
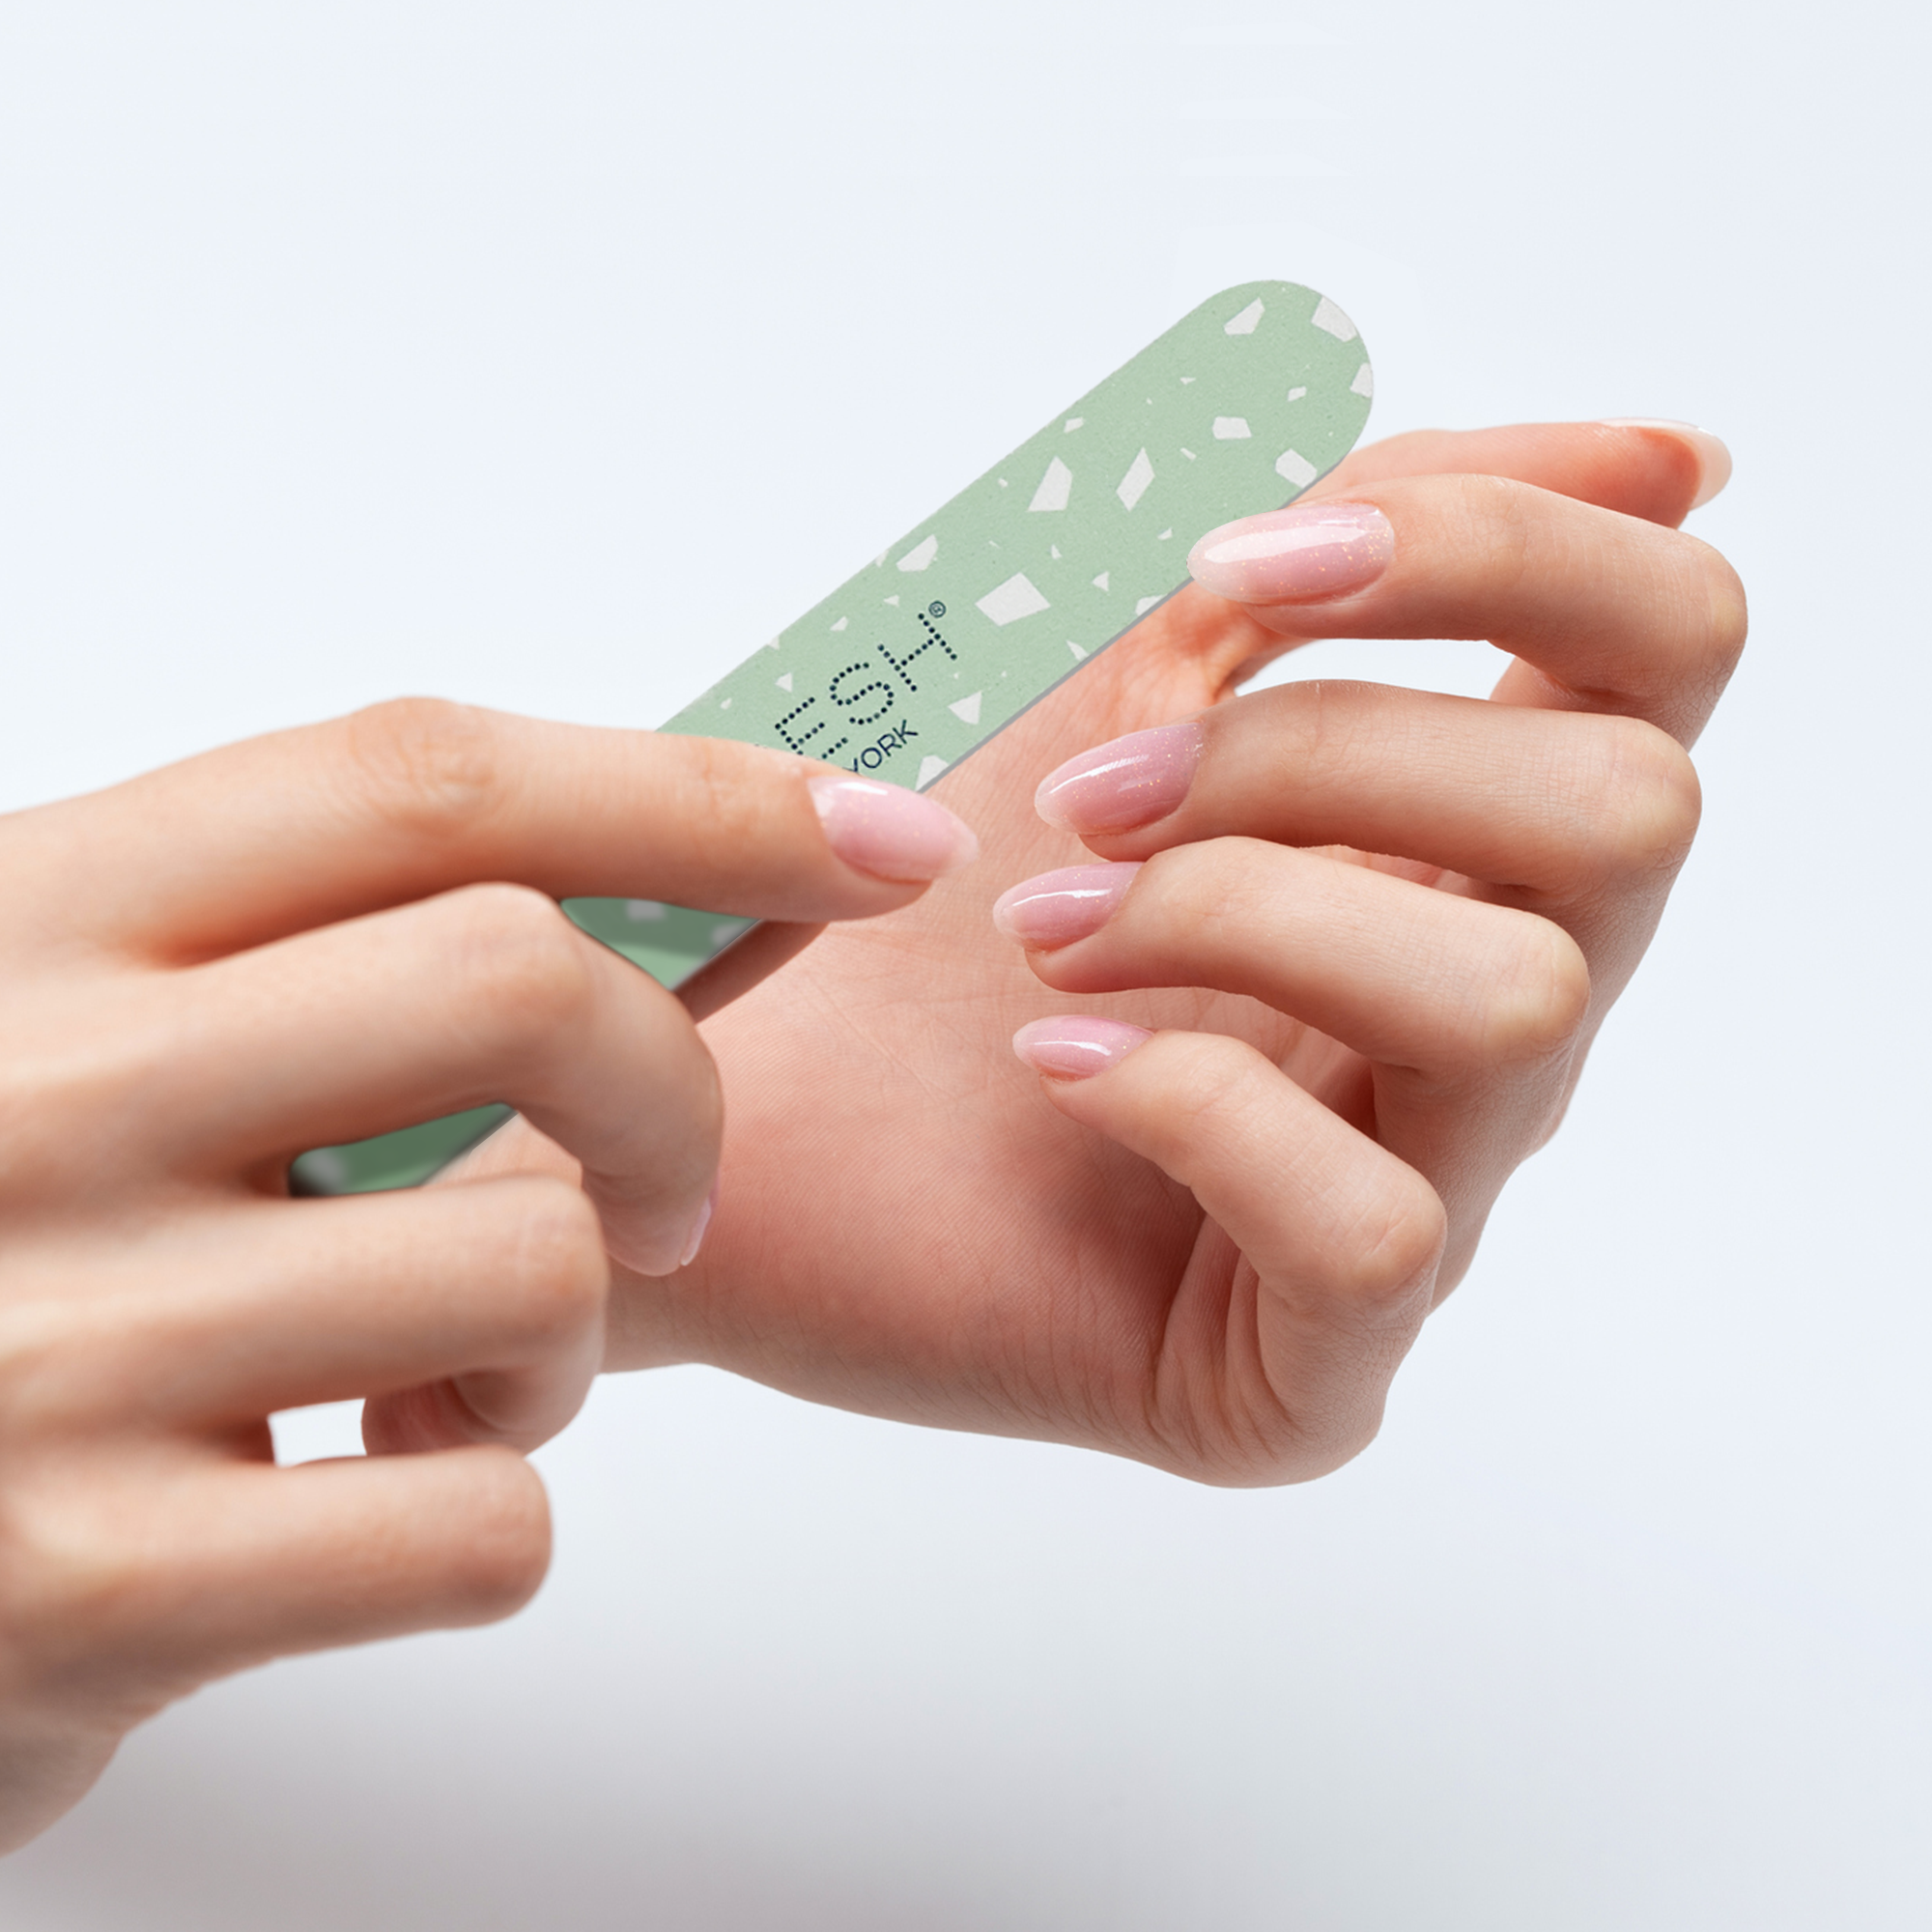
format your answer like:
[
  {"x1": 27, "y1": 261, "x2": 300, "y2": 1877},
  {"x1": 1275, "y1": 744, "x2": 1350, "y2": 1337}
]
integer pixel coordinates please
[
  {"x1": 993, "y1": 864, "x2": 1141, "y2": 948},
  {"x1": 1599, "y1": 418, "x2": 1734, "y2": 509},
  {"x1": 1035, "y1": 722, "x2": 1202, "y2": 835},
  {"x1": 808, "y1": 775, "x2": 980, "y2": 882},
  {"x1": 1187, "y1": 501, "x2": 1394, "y2": 605},
  {"x1": 1011, "y1": 1015, "x2": 1152, "y2": 1079}
]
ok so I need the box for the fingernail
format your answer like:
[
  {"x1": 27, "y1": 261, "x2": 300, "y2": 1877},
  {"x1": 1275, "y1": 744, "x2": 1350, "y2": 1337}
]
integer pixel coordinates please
[
  {"x1": 1035, "y1": 722, "x2": 1202, "y2": 836},
  {"x1": 1187, "y1": 500, "x2": 1394, "y2": 604},
  {"x1": 809, "y1": 775, "x2": 980, "y2": 882},
  {"x1": 1600, "y1": 418, "x2": 1733, "y2": 509},
  {"x1": 1011, "y1": 1015, "x2": 1152, "y2": 1080},
  {"x1": 678, "y1": 1177, "x2": 720, "y2": 1268},
  {"x1": 993, "y1": 864, "x2": 1141, "y2": 949}
]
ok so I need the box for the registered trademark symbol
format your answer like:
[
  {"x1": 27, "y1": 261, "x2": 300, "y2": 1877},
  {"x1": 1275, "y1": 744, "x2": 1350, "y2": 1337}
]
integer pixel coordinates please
[{"x1": 927, "y1": 602, "x2": 946, "y2": 618}]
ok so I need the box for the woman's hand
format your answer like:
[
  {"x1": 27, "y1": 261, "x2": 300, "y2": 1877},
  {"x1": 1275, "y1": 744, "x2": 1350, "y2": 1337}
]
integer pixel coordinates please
[
  {"x1": 0, "y1": 702, "x2": 975, "y2": 1851},
  {"x1": 585, "y1": 419, "x2": 1743, "y2": 1480}
]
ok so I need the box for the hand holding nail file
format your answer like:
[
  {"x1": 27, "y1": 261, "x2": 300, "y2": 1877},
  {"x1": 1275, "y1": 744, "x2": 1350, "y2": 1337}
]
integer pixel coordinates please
[{"x1": 297, "y1": 282, "x2": 1373, "y2": 1193}]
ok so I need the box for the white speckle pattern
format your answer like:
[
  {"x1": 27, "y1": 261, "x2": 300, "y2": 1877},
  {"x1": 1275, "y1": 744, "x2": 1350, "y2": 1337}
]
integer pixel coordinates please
[
  {"x1": 977, "y1": 572, "x2": 1052, "y2": 627},
  {"x1": 625, "y1": 900, "x2": 668, "y2": 923},
  {"x1": 559, "y1": 281, "x2": 1376, "y2": 1013},
  {"x1": 1029, "y1": 457, "x2": 1073, "y2": 513},
  {"x1": 1311, "y1": 296, "x2": 1357, "y2": 341},
  {"x1": 1351, "y1": 361, "x2": 1375, "y2": 397}
]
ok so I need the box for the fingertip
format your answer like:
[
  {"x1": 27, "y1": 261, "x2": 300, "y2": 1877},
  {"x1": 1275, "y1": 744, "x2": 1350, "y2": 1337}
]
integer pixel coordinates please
[
  {"x1": 440, "y1": 1445, "x2": 553, "y2": 1621},
  {"x1": 1011, "y1": 1015, "x2": 1152, "y2": 1080},
  {"x1": 808, "y1": 775, "x2": 980, "y2": 883},
  {"x1": 1187, "y1": 501, "x2": 1394, "y2": 606},
  {"x1": 1599, "y1": 419, "x2": 1732, "y2": 510}
]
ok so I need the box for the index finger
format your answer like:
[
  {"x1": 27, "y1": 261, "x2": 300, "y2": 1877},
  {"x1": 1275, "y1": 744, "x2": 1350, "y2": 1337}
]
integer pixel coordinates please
[
  {"x1": 1188, "y1": 473, "x2": 1747, "y2": 745},
  {"x1": 1307, "y1": 418, "x2": 1733, "y2": 529},
  {"x1": 10, "y1": 699, "x2": 979, "y2": 962}
]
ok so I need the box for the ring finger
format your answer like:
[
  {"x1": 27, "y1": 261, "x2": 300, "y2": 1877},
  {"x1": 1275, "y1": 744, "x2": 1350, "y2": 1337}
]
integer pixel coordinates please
[
  {"x1": 995, "y1": 843, "x2": 1590, "y2": 1229},
  {"x1": 3, "y1": 1177, "x2": 611, "y2": 1454}
]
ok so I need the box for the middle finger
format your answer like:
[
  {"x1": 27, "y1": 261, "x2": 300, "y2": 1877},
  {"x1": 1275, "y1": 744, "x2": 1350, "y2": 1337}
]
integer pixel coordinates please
[{"x1": 1034, "y1": 683, "x2": 1701, "y2": 1000}]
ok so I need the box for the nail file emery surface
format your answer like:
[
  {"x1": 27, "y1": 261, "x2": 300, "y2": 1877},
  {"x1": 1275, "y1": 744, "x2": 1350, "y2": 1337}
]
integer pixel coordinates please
[{"x1": 295, "y1": 282, "x2": 1372, "y2": 1194}]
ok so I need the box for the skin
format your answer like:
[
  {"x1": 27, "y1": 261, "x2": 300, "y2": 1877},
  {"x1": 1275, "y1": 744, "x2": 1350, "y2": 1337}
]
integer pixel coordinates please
[
  {"x1": 557, "y1": 419, "x2": 1746, "y2": 1476},
  {"x1": 0, "y1": 716, "x2": 966, "y2": 1851},
  {"x1": 0, "y1": 417, "x2": 1743, "y2": 1850}
]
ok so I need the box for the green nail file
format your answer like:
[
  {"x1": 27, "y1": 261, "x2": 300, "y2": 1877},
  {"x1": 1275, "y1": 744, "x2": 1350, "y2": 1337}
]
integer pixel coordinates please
[{"x1": 294, "y1": 282, "x2": 1373, "y2": 1194}]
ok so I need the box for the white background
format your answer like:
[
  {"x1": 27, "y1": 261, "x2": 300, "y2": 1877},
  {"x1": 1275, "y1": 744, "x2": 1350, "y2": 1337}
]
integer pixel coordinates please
[{"x1": 1, "y1": 2, "x2": 1926, "y2": 1925}]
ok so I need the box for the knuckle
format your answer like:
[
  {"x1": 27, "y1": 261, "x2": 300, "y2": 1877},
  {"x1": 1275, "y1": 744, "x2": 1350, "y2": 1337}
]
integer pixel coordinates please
[
  {"x1": 1690, "y1": 539, "x2": 1749, "y2": 681},
  {"x1": 440, "y1": 885, "x2": 598, "y2": 1047},
  {"x1": 1337, "y1": 1171, "x2": 1448, "y2": 1313},
  {"x1": 1452, "y1": 473, "x2": 1538, "y2": 584},
  {"x1": 0, "y1": 1493, "x2": 156, "y2": 1703},
  {"x1": 1574, "y1": 717, "x2": 1703, "y2": 884},
  {"x1": 1480, "y1": 916, "x2": 1592, "y2": 1065},
  {"x1": 1144, "y1": 839, "x2": 1268, "y2": 930},
  {"x1": 658, "y1": 736, "x2": 786, "y2": 877},
  {"x1": 0, "y1": 1310, "x2": 71, "y2": 1435},
  {"x1": 1154, "y1": 1032, "x2": 1270, "y2": 1151},
  {"x1": 493, "y1": 1179, "x2": 610, "y2": 1340},
  {"x1": 442, "y1": 1452, "x2": 552, "y2": 1619},
  {"x1": 343, "y1": 697, "x2": 506, "y2": 845}
]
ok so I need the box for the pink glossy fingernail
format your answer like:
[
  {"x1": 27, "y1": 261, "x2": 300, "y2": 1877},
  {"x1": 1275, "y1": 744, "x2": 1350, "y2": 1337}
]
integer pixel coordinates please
[
  {"x1": 1599, "y1": 418, "x2": 1734, "y2": 509},
  {"x1": 993, "y1": 864, "x2": 1142, "y2": 949},
  {"x1": 1187, "y1": 500, "x2": 1394, "y2": 604},
  {"x1": 809, "y1": 775, "x2": 980, "y2": 882},
  {"x1": 1035, "y1": 722, "x2": 1202, "y2": 835},
  {"x1": 678, "y1": 1177, "x2": 720, "y2": 1268},
  {"x1": 1012, "y1": 1015, "x2": 1152, "y2": 1080}
]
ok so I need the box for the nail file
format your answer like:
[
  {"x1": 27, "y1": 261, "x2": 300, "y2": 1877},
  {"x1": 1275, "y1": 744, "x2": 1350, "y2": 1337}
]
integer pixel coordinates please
[{"x1": 294, "y1": 282, "x2": 1374, "y2": 1194}]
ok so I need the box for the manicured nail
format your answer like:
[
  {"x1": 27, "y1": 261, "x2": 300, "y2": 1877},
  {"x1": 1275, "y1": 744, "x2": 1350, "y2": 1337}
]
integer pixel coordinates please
[
  {"x1": 993, "y1": 864, "x2": 1141, "y2": 949},
  {"x1": 1035, "y1": 722, "x2": 1202, "y2": 835},
  {"x1": 1600, "y1": 418, "x2": 1733, "y2": 509},
  {"x1": 809, "y1": 775, "x2": 980, "y2": 882},
  {"x1": 1011, "y1": 1015, "x2": 1152, "y2": 1079},
  {"x1": 678, "y1": 1177, "x2": 720, "y2": 1268},
  {"x1": 1187, "y1": 500, "x2": 1394, "y2": 604}
]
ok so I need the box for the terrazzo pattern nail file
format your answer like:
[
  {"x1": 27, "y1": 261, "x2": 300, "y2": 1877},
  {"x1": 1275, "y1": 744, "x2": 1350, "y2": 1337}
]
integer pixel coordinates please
[{"x1": 294, "y1": 282, "x2": 1373, "y2": 1195}]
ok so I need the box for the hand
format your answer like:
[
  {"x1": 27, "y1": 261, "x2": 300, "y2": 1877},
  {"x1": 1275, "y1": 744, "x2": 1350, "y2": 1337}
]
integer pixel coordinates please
[
  {"x1": 0, "y1": 700, "x2": 975, "y2": 1851},
  {"x1": 580, "y1": 420, "x2": 1743, "y2": 1481}
]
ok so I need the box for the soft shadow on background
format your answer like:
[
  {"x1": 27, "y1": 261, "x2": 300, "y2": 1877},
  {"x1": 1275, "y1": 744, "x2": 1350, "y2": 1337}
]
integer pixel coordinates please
[{"x1": 1, "y1": 2, "x2": 1926, "y2": 1926}]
